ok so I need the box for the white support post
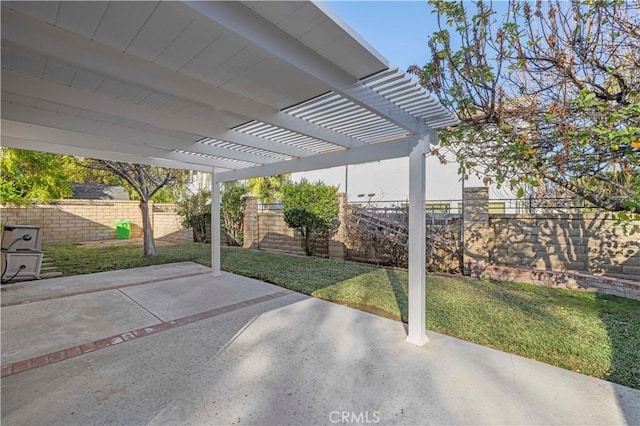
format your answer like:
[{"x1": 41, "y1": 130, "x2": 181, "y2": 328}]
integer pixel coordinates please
[
  {"x1": 406, "y1": 122, "x2": 429, "y2": 346},
  {"x1": 211, "y1": 168, "x2": 222, "y2": 277}
]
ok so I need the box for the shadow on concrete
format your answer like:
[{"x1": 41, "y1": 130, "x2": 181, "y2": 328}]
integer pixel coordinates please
[{"x1": 2, "y1": 271, "x2": 639, "y2": 425}]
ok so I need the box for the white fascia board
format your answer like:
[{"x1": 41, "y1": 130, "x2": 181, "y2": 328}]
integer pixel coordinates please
[
  {"x1": 1, "y1": 8, "x2": 362, "y2": 149},
  {"x1": 2, "y1": 70, "x2": 311, "y2": 159},
  {"x1": 215, "y1": 136, "x2": 418, "y2": 182},
  {"x1": 182, "y1": 1, "x2": 418, "y2": 134},
  {"x1": 1, "y1": 119, "x2": 242, "y2": 170},
  {"x1": 2, "y1": 136, "x2": 214, "y2": 172},
  {"x1": 310, "y1": 1, "x2": 388, "y2": 68},
  {"x1": 2, "y1": 101, "x2": 273, "y2": 165}
]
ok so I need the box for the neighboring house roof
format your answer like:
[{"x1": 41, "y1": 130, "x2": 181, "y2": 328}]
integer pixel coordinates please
[{"x1": 71, "y1": 183, "x2": 130, "y2": 200}]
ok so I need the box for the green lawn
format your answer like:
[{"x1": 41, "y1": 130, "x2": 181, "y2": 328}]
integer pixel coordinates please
[{"x1": 44, "y1": 243, "x2": 640, "y2": 389}]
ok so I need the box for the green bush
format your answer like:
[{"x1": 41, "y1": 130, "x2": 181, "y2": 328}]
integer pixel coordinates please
[
  {"x1": 281, "y1": 179, "x2": 339, "y2": 256},
  {"x1": 176, "y1": 189, "x2": 211, "y2": 243}
]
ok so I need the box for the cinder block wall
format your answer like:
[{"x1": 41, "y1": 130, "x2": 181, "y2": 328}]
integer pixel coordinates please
[
  {"x1": 257, "y1": 211, "x2": 329, "y2": 257},
  {"x1": 463, "y1": 188, "x2": 640, "y2": 282},
  {"x1": 152, "y1": 204, "x2": 193, "y2": 243},
  {"x1": 239, "y1": 190, "x2": 639, "y2": 282},
  {"x1": 488, "y1": 214, "x2": 639, "y2": 280},
  {"x1": 463, "y1": 187, "x2": 492, "y2": 275},
  {"x1": 242, "y1": 195, "x2": 347, "y2": 258},
  {"x1": 1, "y1": 200, "x2": 191, "y2": 244}
]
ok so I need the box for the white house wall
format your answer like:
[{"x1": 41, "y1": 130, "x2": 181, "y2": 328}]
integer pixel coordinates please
[{"x1": 293, "y1": 153, "x2": 505, "y2": 203}]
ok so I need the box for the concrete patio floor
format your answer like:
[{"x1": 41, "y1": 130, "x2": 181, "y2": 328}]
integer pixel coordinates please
[{"x1": 1, "y1": 263, "x2": 639, "y2": 425}]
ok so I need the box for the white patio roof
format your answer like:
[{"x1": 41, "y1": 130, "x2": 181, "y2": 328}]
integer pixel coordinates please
[
  {"x1": 1, "y1": 0, "x2": 457, "y2": 177},
  {"x1": 1, "y1": 0, "x2": 458, "y2": 346}
]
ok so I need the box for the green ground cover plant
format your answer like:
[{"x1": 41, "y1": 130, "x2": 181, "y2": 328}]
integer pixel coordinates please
[{"x1": 44, "y1": 243, "x2": 639, "y2": 389}]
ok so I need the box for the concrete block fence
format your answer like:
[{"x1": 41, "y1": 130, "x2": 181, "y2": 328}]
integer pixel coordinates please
[
  {"x1": 463, "y1": 188, "x2": 639, "y2": 283},
  {"x1": 242, "y1": 194, "x2": 347, "y2": 259},
  {"x1": 472, "y1": 264, "x2": 640, "y2": 301},
  {"x1": 0, "y1": 200, "x2": 191, "y2": 244},
  {"x1": 2, "y1": 190, "x2": 637, "y2": 298},
  {"x1": 240, "y1": 189, "x2": 639, "y2": 285}
]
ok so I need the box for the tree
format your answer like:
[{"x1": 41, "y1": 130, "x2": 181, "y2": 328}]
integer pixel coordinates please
[
  {"x1": 0, "y1": 148, "x2": 73, "y2": 205},
  {"x1": 88, "y1": 160, "x2": 185, "y2": 257},
  {"x1": 281, "y1": 179, "x2": 339, "y2": 256},
  {"x1": 221, "y1": 182, "x2": 249, "y2": 246},
  {"x1": 64, "y1": 157, "x2": 122, "y2": 187},
  {"x1": 247, "y1": 174, "x2": 289, "y2": 205},
  {"x1": 410, "y1": 0, "x2": 640, "y2": 215}
]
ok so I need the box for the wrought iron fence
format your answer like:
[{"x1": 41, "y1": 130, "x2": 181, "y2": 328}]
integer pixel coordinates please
[
  {"x1": 258, "y1": 203, "x2": 283, "y2": 211},
  {"x1": 350, "y1": 197, "x2": 597, "y2": 215}
]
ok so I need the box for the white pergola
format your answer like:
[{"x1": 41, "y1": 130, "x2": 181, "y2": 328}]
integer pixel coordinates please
[{"x1": 1, "y1": 1, "x2": 458, "y2": 345}]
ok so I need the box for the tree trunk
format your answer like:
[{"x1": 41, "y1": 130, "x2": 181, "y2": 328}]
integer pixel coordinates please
[
  {"x1": 303, "y1": 227, "x2": 313, "y2": 256},
  {"x1": 139, "y1": 199, "x2": 156, "y2": 257}
]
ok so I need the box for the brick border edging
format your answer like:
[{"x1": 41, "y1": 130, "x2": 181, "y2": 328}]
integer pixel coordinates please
[
  {"x1": 1, "y1": 271, "x2": 211, "y2": 307},
  {"x1": 471, "y1": 263, "x2": 640, "y2": 301},
  {"x1": 1, "y1": 289, "x2": 293, "y2": 378}
]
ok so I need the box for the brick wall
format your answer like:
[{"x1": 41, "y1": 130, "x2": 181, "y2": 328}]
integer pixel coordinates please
[
  {"x1": 1, "y1": 201, "x2": 191, "y2": 244},
  {"x1": 472, "y1": 264, "x2": 640, "y2": 301},
  {"x1": 152, "y1": 204, "x2": 193, "y2": 244},
  {"x1": 256, "y1": 211, "x2": 329, "y2": 257},
  {"x1": 463, "y1": 188, "x2": 640, "y2": 282},
  {"x1": 239, "y1": 189, "x2": 638, "y2": 285},
  {"x1": 463, "y1": 187, "x2": 492, "y2": 275},
  {"x1": 242, "y1": 195, "x2": 347, "y2": 258},
  {"x1": 488, "y1": 214, "x2": 639, "y2": 279}
]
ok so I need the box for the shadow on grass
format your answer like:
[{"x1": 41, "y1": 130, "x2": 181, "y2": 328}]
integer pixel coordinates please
[
  {"x1": 385, "y1": 268, "x2": 408, "y2": 323},
  {"x1": 595, "y1": 292, "x2": 640, "y2": 423},
  {"x1": 422, "y1": 275, "x2": 640, "y2": 390},
  {"x1": 595, "y1": 293, "x2": 640, "y2": 388}
]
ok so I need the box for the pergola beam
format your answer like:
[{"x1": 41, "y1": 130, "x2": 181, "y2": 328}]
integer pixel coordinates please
[
  {"x1": 215, "y1": 136, "x2": 418, "y2": 182},
  {"x1": 1, "y1": 102, "x2": 274, "y2": 165}
]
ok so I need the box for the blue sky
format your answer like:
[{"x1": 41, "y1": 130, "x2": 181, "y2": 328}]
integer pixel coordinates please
[{"x1": 324, "y1": 1, "x2": 438, "y2": 72}]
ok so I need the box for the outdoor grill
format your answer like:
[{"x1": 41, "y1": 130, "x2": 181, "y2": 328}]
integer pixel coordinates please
[{"x1": 1, "y1": 224, "x2": 43, "y2": 284}]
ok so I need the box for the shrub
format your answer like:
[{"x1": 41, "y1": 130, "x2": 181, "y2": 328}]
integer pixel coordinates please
[
  {"x1": 176, "y1": 189, "x2": 211, "y2": 243},
  {"x1": 281, "y1": 179, "x2": 339, "y2": 256}
]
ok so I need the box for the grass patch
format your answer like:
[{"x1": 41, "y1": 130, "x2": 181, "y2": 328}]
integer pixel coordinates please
[{"x1": 44, "y1": 243, "x2": 640, "y2": 389}]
